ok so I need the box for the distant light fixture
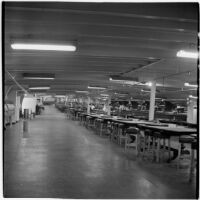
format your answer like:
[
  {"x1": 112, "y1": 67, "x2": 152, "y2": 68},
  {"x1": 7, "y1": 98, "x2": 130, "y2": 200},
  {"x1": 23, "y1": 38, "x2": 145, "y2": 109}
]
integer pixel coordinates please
[
  {"x1": 29, "y1": 87, "x2": 50, "y2": 90},
  {"x1": 11, "y1": 43, "x2": 76, "y2": 51},
  {"x1": 88, "y1": 86, "x2": 106, "y2": 90},
  {"x1": 146, "y1": 82, "x2": 152, "y2": 87},
  {"x1": 184, "y1": 82, "x2": 198, "y2": 87},
  {"x1": 177, "y1": 50, "x2": 198, "y2": 59},
  {"x1": 189, "y1": 95, "x2": 198, "y2": 99},
  {"x1": 75, "y1": 91, "x2": 89, "y2": 93}
]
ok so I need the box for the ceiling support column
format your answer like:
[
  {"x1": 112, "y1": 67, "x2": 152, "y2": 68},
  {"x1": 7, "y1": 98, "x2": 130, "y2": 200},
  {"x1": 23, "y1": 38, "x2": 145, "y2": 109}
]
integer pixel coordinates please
[{"x1": 149, "y1": 81, "x2": 156, "y2": 121}]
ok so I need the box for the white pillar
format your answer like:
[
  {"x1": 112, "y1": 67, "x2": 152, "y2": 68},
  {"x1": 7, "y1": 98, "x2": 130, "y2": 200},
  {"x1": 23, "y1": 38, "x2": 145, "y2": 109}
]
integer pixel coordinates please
[
  {"x1": 187, "y1": 98, "x2": 197, "y2": 124},
  {"x1": 149, "y1": 81, "x2": 156, "y2": 121},
  {"x1": 87, "y1": 96, "x2": 90, "y2": 114}
]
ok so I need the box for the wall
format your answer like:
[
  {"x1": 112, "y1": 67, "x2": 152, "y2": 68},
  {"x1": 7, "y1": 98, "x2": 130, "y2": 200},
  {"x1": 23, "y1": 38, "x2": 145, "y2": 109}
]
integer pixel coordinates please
[
  {"x1": 22, "y1": 95, "x2": 37, "y2": 114},
  {"x1": 187, "y1": 98, "x2": 197, "y2": 124}
]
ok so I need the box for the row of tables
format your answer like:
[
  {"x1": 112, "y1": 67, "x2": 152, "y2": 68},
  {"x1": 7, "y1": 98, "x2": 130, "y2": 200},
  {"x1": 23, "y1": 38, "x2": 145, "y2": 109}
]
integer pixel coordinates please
[
  {"x1": 66, "y1": 109, "x2": 197, "y2": 182},
  {"x1": 76, "y1": 112, "x2": 197, "y2": 161},
  {"x1": 84, "y1": 113, "x2": 197, "y2": 137}
]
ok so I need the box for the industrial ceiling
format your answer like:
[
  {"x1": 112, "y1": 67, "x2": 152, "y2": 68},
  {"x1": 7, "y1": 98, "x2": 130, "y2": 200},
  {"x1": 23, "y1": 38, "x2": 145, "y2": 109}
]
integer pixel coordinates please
[{"x1": 4, "y1": 2, "x2": 198, "y2": 100}]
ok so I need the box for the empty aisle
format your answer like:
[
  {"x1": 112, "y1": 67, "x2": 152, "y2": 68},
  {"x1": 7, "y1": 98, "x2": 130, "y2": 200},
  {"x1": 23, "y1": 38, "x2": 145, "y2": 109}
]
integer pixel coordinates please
[{"x1": 3, "y1": 105, "x2": 196, "y2": 198}]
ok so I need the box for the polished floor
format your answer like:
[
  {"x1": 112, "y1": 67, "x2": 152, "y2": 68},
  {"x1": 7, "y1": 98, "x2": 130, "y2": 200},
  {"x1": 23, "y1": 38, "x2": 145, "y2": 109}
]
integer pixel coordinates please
[{"x1": 4, "y1": 106, "x2": 197, "y2": 198}]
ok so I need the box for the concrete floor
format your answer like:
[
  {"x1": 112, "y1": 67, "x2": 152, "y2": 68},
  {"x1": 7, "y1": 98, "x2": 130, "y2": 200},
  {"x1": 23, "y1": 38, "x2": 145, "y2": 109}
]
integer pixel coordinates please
[{"x1": 4, "y1": 105, "x2": 197, "y2": 198}]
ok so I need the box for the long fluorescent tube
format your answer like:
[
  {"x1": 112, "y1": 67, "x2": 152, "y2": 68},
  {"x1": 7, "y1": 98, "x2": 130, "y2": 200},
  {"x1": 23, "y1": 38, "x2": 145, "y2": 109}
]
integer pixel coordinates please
[
  {"x1": 75, "y1": 91, "x2": 89, "y2": 93},
  {"x1": 55, "y1": 95, "x2": 66, "y2": 98},
  {"x1": 24, "y1": 77, "x2": 55, "y2": 80},
  {"x1": 184, "y1": 82, "x2": 198, "y2": 87},
  {"x1": 177, "y1": 50, "x2": 198, "y2": 59},
  {"x1": 189, "y1": 95, "x2": 198, "y2": 99},
  {"x1": 11, "y1": 43, "x2": 76, "y2": 51},
  {"x1": 88, "y1": 86, "x2": 106, "y2": 90},
  {"x1": 29, "y1": 87, "x2": 50, "y2": 90}
]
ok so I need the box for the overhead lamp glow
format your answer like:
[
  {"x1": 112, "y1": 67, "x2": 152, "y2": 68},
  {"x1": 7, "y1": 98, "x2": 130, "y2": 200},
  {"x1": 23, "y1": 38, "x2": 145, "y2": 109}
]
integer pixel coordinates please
[
  {"x1": 146, "y1": 82, "x2": 152, "y2": 87},
  {"x1": 184, "y1": 82, "x2": 198, "y2": 87},
  {"x1": 176, "y1": 50, "x2": 198, "y2": 59},
  {"x1": 11, "y1": 43, "x2": 76, "y2": 51},
  {"x1": 29, "y1": 87, "x2": 50, "y2": 90},
  {"x1": 88, "y1": 86, "x2": 106, "y2": 90},
  {"x1": 189, "y1": 95, "x2": 198, "y2": 99}
]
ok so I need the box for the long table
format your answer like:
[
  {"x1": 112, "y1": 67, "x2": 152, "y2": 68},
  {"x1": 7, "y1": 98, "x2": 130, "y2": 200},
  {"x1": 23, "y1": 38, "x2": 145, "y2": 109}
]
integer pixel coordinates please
[
  {"x1": 138, "y1": 124, "x2": 197, "y2": 136},
  {"x1": 84, "y1": 114, "x2": 197, "y2": 136},
  {"x1": 138, "y1": 124, "x2": 197, "y2": 162}
]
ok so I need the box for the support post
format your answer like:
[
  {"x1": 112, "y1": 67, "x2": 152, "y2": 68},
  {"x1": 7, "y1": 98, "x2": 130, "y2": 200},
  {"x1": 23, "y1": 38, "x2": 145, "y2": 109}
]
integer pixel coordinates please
[{"x1": 149, "y1": 81, "x2": 156, "y2": 121}]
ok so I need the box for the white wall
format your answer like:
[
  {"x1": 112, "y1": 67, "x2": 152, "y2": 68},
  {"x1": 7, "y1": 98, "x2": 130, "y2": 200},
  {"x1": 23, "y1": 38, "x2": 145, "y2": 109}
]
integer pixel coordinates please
[
  {"x1": 187, "y1": 99, "x2": 197, "y2": 124},
  {"x1": 22, "y1": 96, "x2": 37, "y2": 114}
]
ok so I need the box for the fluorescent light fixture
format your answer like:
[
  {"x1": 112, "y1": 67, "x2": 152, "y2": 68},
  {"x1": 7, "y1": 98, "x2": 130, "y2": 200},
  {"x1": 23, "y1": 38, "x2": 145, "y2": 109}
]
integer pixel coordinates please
[
  {"x1": 145, "y1": 82, "x2": 152, "y2": 87},
  {"x1": 189, "y1": 95, "x2": 198, "y2": 99},
  {"x1": 141, "y1": 89, "x2": 151, "y2": 93},
  {"x1": 100, "y1": 94, "x2": 109, "y2": 97},
  {"x1": 75, "y1": 90, "x2": 89, "y2": 93},
  {"x1": 29, "y1": 87, "x2": 50, "y2": 90},
  {"x1": 55, "y1": 95, "x2": 66, "y2": 98},
  {"x1": 184, "y1": 82, "x2": 198, "y2": 87},
  {"x1": 88, "y1": 86, "x2": 106, "y2": 90},
  {"x1": 109, "y1": 75, "x2": 140, "y2": 85},
  {"x1": 11, "y1": 43, "x2": 76, "y2": 51},
  {"x1": 24, "y1": 77, "x2": 54, "y2": 80},
  {"x1": 177, "y1": 50, "x2": 198, "y2": 59}
]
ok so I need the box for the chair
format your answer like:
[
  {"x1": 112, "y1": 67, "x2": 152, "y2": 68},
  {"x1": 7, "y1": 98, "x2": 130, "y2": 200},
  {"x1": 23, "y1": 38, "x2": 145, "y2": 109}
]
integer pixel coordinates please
[
  {"x1": 117, "y1": 123, "x2": 126, "y2": 146},
  {"x1": 142, "y1": 130, "x2": 170, "y2": 163},
  {"x1": 111, "y1": 122, "x2": 119, "y2": 142},
  {"x1": 124, "y1": 127, "x2": 140, "y2": 155},
  {"x1": 177, "y1": 135, "x2": 195, "y2": 169},
  {"x1": 142, "y1": 129, "x2": 155, "y2": 161},
  {"x1": 153, "y1": 131, "x2": 170, "y2": 163},
  {"x1": 189, "y1": 139, "x2": 197, "y2": 182}
]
